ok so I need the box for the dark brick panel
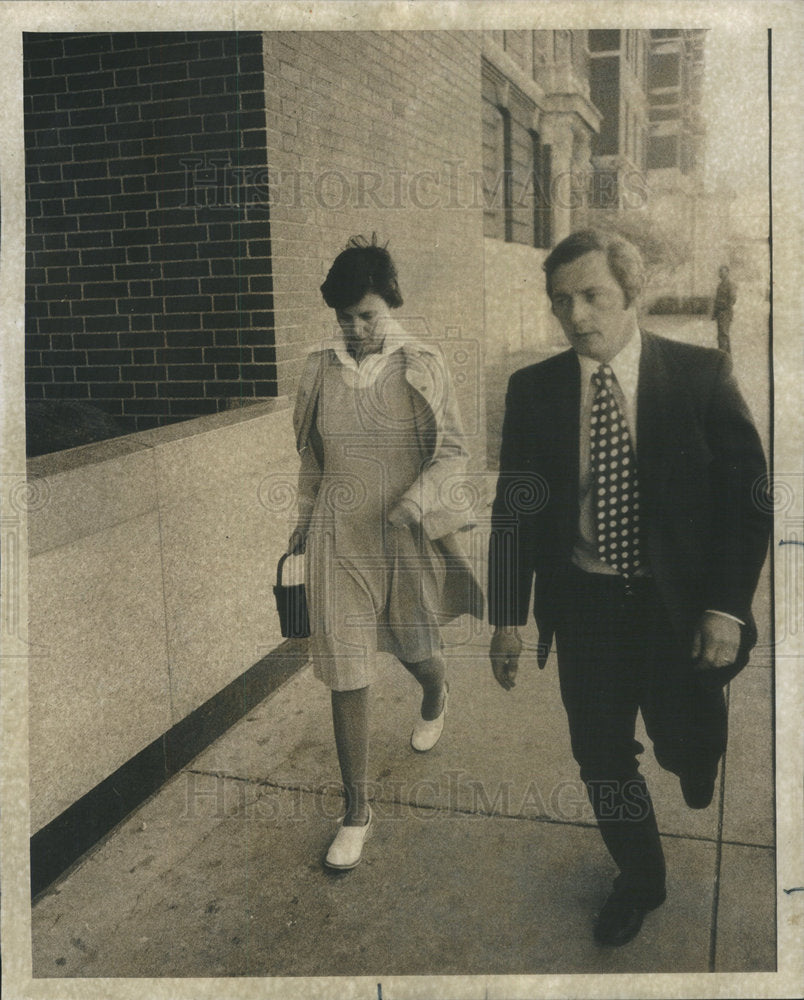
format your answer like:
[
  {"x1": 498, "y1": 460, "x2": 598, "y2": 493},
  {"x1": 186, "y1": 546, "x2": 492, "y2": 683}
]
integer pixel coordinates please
[{"x1": 24, "y1": 31, "x2": 275, "y2": 447}]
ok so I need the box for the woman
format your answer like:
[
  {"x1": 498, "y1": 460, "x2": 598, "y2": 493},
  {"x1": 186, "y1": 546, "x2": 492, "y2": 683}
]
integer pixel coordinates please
[{"x1": 288, "y1": 236, "x2": 483, "y2": 870}]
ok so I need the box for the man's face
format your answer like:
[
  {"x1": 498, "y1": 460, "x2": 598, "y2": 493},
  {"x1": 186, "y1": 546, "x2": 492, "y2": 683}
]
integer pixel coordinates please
[
  {"x1": 719, "y1": 266, "x2": 729, "y2": 280},
  {"x1": 549, "y1": 251, "x2": 637, "y2": 364}
]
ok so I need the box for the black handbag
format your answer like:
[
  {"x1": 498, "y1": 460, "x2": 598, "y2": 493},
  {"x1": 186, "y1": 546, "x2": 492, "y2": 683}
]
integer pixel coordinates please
[{"x1": 273, "y1": 552, "x2": 310, "y2": 638}]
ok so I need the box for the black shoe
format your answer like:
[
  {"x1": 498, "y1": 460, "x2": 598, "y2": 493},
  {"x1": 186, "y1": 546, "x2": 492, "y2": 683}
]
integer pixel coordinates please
[
  {"x1": 593, "y1": 887, "x2": 666, "y2": 947},
  {"x1": 680, "y1": 768, "x2": 717, "y2": 809}
]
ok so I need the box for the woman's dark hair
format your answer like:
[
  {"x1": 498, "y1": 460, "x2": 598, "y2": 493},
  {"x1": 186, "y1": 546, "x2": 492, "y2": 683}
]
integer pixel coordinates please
[
  {"x1": 543, "y1": 229, "x2": 645, "y2": 308},
  {"x1": 320, "y1": 234, "x2": 404, "y2": 310}
]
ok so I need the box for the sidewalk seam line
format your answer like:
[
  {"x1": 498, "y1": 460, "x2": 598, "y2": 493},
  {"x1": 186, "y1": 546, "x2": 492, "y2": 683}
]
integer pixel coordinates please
[{"x1": 182, "y1": 767, "x2": 776, "y2": 851}]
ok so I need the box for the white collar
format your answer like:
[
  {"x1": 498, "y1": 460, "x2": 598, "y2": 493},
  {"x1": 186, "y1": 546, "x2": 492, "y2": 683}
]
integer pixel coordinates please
[
  {"x1": 577, "y1": 327, "x2": 642, "y2": 402},
  {"x1": 326, "y1": 317, "x2": 411, "y2": 382}
]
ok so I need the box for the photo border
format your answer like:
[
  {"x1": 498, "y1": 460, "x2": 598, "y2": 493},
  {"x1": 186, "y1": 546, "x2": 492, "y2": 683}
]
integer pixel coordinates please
[{"x1": 2, "y1": 3, "x2": 802, "y2": 998}]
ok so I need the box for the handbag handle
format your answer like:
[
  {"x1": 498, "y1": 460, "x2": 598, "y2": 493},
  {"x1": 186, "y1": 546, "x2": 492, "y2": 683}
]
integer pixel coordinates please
[{"x1": 276, "y1": 551, "x2": 292, "y2": 587}]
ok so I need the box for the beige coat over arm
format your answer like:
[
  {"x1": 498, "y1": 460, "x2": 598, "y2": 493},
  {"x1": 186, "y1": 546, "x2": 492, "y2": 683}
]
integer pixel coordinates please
[{"x1": 292, "y1": 334, "x2": 484, "y2": 622}]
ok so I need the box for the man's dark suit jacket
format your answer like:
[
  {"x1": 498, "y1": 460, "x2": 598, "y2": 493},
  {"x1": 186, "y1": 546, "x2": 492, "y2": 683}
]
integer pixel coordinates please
[{"x1": 489, "y1": 331, "x2": 770, "y2": 685}]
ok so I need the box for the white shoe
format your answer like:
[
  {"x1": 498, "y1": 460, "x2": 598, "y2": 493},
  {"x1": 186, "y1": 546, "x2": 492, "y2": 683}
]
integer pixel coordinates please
[
  {"x1": 324, "y1": 808, "x2": 372, "y2": 869},
  {"x1": 410, "y1": 683, "x2": 448, "y2": 752}
]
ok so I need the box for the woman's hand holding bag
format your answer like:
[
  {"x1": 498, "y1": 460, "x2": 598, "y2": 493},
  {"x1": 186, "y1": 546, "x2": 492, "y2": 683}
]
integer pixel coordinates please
[{"x1": 274, "y1": 533, "x2": 310, "y2": 638}]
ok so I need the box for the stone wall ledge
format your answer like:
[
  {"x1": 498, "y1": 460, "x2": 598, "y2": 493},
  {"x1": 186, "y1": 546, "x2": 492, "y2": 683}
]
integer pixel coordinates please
[{"x1": 27, "y1": 397, "x2": 291, "y2": 481}]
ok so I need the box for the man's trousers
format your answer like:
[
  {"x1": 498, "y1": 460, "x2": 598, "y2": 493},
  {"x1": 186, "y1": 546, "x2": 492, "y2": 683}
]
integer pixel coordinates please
[{"x1": 553, "y1": 565, "x2": 728, "y2": 905}]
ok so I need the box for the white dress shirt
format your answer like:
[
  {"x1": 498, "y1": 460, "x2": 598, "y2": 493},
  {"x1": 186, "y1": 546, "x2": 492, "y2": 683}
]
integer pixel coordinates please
[
  {"x1": 572, "y1": 330, "x2": 643, "y2": 576},
  {"x1": 570, "y1": 331, "x2": 743, "y2": 626}
]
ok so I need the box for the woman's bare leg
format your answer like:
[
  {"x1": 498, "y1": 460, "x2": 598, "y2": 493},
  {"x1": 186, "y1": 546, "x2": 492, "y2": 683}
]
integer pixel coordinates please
[{"x1": 401, "y1": 652, "x2": 446, "y2": 720}]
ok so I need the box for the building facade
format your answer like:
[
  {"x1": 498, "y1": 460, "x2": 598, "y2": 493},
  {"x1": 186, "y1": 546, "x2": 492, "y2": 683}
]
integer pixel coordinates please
[
  {"x1": 645, "y1": 28, "x2": 719, "y2": 298},
  {"x1": 25, "y1": 27, "x2": 713, "y2": 449},
  {"x1": 587, "y1": 29, "x2": 651, "y2": 210},
  {"x1": 480, "y1": 30, "x2": 601, "y2": 356}
]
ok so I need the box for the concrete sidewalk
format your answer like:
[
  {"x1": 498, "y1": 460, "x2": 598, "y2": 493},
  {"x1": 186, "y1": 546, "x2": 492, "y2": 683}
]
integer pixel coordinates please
[{"x1": 31, "y1": 618, "x2": 774, "y2": 978}]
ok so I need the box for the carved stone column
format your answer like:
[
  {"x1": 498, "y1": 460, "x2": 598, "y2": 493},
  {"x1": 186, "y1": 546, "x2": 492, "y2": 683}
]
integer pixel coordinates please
[
  {"x1": 539, "y1": 112, "x2": 576, "y2": 242},
  {"x1": 571, "y1": 125, "x2": 595, "y2": 222}
]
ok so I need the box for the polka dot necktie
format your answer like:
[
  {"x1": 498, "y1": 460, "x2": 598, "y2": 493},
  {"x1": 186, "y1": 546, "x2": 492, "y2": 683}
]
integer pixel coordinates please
[{"x1": 590, "y1": 364, "x2": 641, "y2": 578}]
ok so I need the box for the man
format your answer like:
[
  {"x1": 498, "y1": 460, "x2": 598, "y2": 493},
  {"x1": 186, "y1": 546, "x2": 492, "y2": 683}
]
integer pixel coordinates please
[
  {"x1": 712, "y1": 264, "x2": 737, "y2": 353},
  {"x1": 488, "y1": 230, "x2": 769, "y2": 947}
]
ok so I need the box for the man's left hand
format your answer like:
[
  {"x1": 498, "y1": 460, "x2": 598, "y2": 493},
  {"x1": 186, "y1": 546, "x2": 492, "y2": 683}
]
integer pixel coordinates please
[{"x1": 691, "y1": 612, "x2": 741, "y2": 670}]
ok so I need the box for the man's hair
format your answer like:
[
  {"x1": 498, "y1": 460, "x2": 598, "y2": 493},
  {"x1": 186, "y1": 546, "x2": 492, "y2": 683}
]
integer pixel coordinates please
[
  {"x1": 543, "y1": 229, "x2": 645, "y2": 308},
  {"x1": 320, "y1": 234, "x2": 404, "y2": 310}
]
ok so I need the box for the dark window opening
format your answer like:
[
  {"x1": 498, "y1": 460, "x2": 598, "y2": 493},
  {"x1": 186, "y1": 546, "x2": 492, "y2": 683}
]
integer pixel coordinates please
[
  {"x1": 501, "y1": 108, "x2": 514, "y2": 242},
  {"x1": 482, "y1": 99, "x2": 510, "y2": 241},
  {"x1": 588, "y1": 30, "x2": 621, "y2": 53},
  {"x1": 589, "y1": 56, "x2": 621, "y2": 156},
  {"x1": 531, "y1": 134, "x2": 552, "y2": 249},
  {"x1": 649, "y1": 52, "x2": 681, "y2": 89}
]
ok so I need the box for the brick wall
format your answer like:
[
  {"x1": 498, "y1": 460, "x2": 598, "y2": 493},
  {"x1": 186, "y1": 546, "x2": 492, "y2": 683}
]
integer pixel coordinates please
[
  {"x1": 24, "y1": 31, "x2": 275, "y2": 439},
  {"x1": 261, "y1": 31, "x2": 487, "y2": 457}
]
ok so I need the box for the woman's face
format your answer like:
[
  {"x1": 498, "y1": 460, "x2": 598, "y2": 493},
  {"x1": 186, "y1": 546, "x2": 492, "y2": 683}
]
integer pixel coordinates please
[{"x1": 335, "y1": 293, "x2": 391, "y2": 359}]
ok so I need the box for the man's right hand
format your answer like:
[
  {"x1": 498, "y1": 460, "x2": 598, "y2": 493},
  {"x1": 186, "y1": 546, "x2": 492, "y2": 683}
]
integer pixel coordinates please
[
  {"x1": 490, "y1": 627, "x2": 523, "y2": 691},
  {"x1": 287, "y1": 529, "x2": 307, "y2": 555}
]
